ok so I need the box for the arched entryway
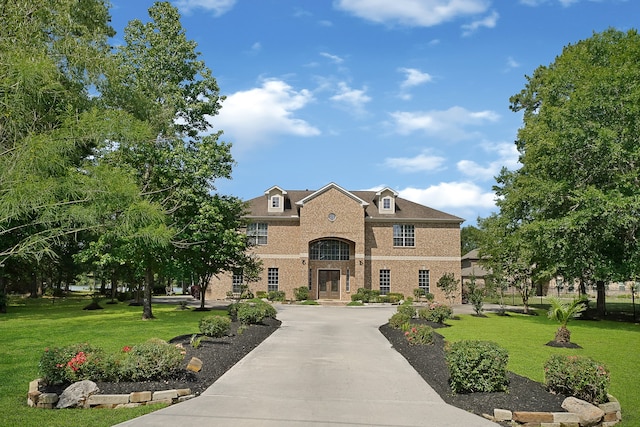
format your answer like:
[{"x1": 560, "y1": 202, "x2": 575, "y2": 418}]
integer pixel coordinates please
[{"x1": 308, "y1": 238, "x2": 354, "y2": 300}]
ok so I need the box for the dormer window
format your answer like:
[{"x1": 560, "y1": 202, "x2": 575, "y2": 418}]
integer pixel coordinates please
[
  {"x1": 265, "y1": 185, "x2": 287, "y2": 213},
  {"x1": 376, "y1": 187, "x2": 398, "y2": 214},
  {"x1": 271, "y1": 195, "x2": 281, "y2": 209},
  {"x1": 382, "y1": 197, "x2": 391, "y2": 210}
]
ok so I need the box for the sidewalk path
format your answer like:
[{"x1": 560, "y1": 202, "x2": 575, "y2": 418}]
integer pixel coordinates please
[{"x1": 115, "y1": 305, "x2": 499, "y2": 426}]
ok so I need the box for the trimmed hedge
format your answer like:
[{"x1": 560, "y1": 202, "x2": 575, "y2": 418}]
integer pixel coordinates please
[
  {"x1": 199, "y1": 315, "x2": 231, "y2": 338},
  {"x1": 445, "y1": 340, "x2": 509, "y2": 394},
  {"x1": 544, "y1": 354, "x2": 610, "y2": 404}
]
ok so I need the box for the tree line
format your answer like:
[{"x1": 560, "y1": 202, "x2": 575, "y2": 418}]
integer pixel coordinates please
[{"x1": 0, "y1": 1, "x2": 258, "y2": 317}]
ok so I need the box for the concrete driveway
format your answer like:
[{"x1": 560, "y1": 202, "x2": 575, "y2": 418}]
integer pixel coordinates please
[{"x1": 115, "y1": 305, "x2": 498, "y2": 426}]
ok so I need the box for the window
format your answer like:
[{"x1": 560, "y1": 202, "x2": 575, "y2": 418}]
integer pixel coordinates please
[
  {"x1": 418, "y1": 270, "x2": 430, "y2": 294},
  {"x1": 346, "y1": 268, "x2": 350, "y2": 292},
  {"x1": 232, "y1": 272, "x2": 244, "y2": 293},
  {"x1": 247, "y1": 223, "x2": 268, "y2": 245},
  {"x1": 271, "y1": 195, "x2": 280, "y2": 209},
  {"x1": 382, "y1": 197, "x2": 391, "y2": 210},
  {"x1": 379, "y1": 269, "x2": 390, "y2": 295},
  {"x1": 267, "y1": 268, "x2": 279, "y2": 292},
  {"x1": 310, "y1": 239, "x2": 350, "y2": 260},
  {"x1": 393, "y1": 224, "x2": 415, "y2": 247}
]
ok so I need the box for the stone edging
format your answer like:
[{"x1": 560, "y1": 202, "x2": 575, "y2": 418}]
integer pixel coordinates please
[
  {"x1": 483, "y1": 394, "x2": 622, "y2": 427},
  {"x1": 27, "y1": 378, "x2": 194, "y2": 409}
]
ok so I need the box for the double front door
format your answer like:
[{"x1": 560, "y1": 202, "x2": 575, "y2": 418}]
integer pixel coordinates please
[{"x1": 318, "y1": 270, "x2": 340, "y2": 299}]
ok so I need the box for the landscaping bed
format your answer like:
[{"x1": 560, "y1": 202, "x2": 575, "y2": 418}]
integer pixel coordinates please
[{"x1": 379, "y1": 320, "x2": 567, "y2": 421}]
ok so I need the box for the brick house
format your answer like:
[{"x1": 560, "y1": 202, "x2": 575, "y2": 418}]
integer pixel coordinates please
[{"x1": 207, "y1": 183, "x2": 464, "y2": 302}]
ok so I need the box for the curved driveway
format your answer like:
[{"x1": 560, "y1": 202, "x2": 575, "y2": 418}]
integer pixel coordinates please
[{"x1": 116, "y1": 305, "x2": 498, "y2": 426}]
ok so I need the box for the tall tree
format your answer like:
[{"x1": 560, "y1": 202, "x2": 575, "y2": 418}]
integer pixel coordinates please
[
  {"x1": 100, "y1": 2, "x2": 239, "y2": 318},
  {"x1": 461, "y1": 225, "x2": 483, "y2": 255},
  {"x1": 490, "y1": 28, "x2": 640, "y2": 317},
  {"x1": 0, "y1": 1, "x2": 165, "y2": 310}
]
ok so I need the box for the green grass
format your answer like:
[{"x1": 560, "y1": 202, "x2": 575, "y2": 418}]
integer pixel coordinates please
[
  {"x1": 438, "y1": 310, "x2": 640, "y2": 426},
  {"x1": 0, "y1": 295, "x2": 226, "y2": 427}
]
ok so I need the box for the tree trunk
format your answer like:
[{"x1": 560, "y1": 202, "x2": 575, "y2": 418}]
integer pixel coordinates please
[
  {"x1": 29, "y1": 272, "x2": 38, "y2": 298},
  {"x1": 110, "y1": 274, "x2": 117, "y2": 301},
  {"x1": 554, "y1": 325, "x2": 571, "y2": 343},
  {"x1": 0, "y1": 275, "x2": 6, "y2": 314},
  {"x1": 596, "y1": 280, "x2": 606, "y2": 318},
  {"x1": 142, "y1": 266, "x2": 154, "y2": 319}
]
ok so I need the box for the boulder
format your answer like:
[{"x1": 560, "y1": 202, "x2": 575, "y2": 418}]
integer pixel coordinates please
[
  {"x1": 187, "y1": 357, "x2": 203, "y2": 372},
  {"x1": 56, "y1": 380, "x2": 100, "y2": 409},
  {"x1": 562, "y1": 397, "x2": 605, "y2": 427}
]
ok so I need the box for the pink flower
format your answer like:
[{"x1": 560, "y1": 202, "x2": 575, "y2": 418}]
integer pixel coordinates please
[{"x1": 122, "y1": 346, "x2": 132, "y2": 353}]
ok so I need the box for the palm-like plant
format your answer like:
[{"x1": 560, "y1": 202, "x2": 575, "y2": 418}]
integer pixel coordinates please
[{"x1": 547, "y1": 297, "x2": 586, "y2": 343}]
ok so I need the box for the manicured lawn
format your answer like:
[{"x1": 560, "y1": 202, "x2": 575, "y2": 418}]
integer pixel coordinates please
[
  {"x1": 438, "y1": 309, "x2": 640, "y2": 426},
  {"x1": 0, "y1": 295, "x2": 225, "y2": 427}
]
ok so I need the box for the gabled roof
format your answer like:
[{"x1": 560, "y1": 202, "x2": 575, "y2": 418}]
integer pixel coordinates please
[
  {"x1": 264, "y1": 185, "x2": 287, "y2": 195},
  {"x1": 244, "y1": 183, "x2": 464, "y2": 223},
  {"x1": 295, "y1": 182, "x2": 369, "y2": 207}
]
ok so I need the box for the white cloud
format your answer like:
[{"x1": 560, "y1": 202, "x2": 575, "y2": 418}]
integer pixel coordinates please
[
  {"x1": 174, "y1": 0, "x2": 236, "y2": 16},
  {"x1": 399, "y1": 182, "x2": 496, "y2": 210},
  {"x1": 334, "y1": 0, "x2": 491, "y2": 27},
  {"x1": 212, "y1": 79, "x2": 320, "y2": 150},
  {"x1": 461, "y1": 10, "x2": 499, "y2": 36},
  {"x1": 389, "y1": 106, "x2": 500, "y2": 141},
  {"x1": 457, "y1": 142, "x2": 520, "y2": 180},
  {"x1": 399, "y1": 68, "x2": 433, "y2": 89},
  {"x1": 330, "y1": 82, "x2": 371, "y2": 115},
  {"x1": 519, "y1": 0, "x2": 579, "y2": 6},
  {"x1": 504, "y1": 56, "x2": 520, "y2": 72},
  {"x1": 320, "y1": 52, "x2": 345, "y2": 64},
  {"x1": 384, "y1": 150, "x2": 446, "y2": 172}
]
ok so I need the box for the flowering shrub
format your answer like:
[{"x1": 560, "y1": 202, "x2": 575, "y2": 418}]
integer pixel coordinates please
[
  {"x1": 419, "y1": 302, "x2": 453, "y2": 324},
  {"x1": 118, "y1": 338, "x2": 185, "y2": 381},
  {"x1": 389, "y1": 312, "x2": 412, "y2": 329},
  {"x1": 445, "y1": 340, "x2": 509, "y2": 394},
  {"x1": 39, "y1": 343, "x2": 116, "y2": 385},
  {"x1": 544, "y1": 355, "x2": 610, "y2": 404},
  {"x1": 404, "y1": 325, "x2": 434, "y2": 345},
  {"x1": 396, "y1": 302, "x2": 416, "y2": 318}
]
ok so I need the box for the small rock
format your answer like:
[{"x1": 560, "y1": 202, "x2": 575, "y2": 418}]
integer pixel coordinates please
[
  {"x1": 562, "y1": 397, "x2": 604, "y2": 427},
  {"x1": 56, "y1": 380, "x2": 100, "y2": 409},
  {"x1": 187, "y1": 357, "x2": 203, "y2": 372}
]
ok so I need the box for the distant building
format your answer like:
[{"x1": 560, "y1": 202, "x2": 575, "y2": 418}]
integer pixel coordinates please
[{"x1": 207, "y1": 183, "x2": 464, "y2": 302}]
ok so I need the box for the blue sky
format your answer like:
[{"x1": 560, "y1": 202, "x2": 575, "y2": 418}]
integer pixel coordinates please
[{"x1": 109, "y1": 0, "x2": 637, "y2": 225}]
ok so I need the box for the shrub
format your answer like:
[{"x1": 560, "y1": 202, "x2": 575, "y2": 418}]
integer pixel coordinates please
[
  {"x1": 413, "y1": 288, "x2": 426, "y2": 300},
  {"x1": 417, "y1": 307, "x2": 430, "y2": 320},
  {"x1": 294, "y1": 286, "x2": 309, "y2": 301},
  {"x1": 199, "y1": 315, "x2": 231, "y2": 338},
  {"x1": 388, "y1": 292, "x2": 404, "y2": 303},
  {"x1": 256, "y1": 291, "x2": 268, "y2": 299},
  {"x1": 119, "y1": 338, "x2": 185, "y2": 381},
  {"x1": 427, "y1": 302, "x2": 453, "y2": 324},
  {"x1": 352, "y1": 288, "x2": 379, "y2": 303},
  {"x1": 347, "y1": 301, "x2": 364, "y2": 306},
  {"x1": 236, "y1": 300, "x2": 277, "y2": 325},
  {"x1": 445, "y1": 340, "x2": 509, "y2": 394},
  {"x1": 396, "y1": 302, "x2": 416, "y2": 318},
  {"x1": 267, "y1": 290, "x2": 286, "y2": 302},
  {"x1": 389, "y1": 312, "x2": 412, "y2": 329},
  {"x1": 404, "y1": 325, "x2": 434, "y2": 345},
  {"x1": 39, "y1": 343, "x2": 116, "y2": 385},
  {"x1": 544, "y1": 355, "x2": 610, "y2": 404}
]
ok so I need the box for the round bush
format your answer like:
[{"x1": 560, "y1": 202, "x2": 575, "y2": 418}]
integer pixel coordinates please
[
  {"x1": 544, "y1": 354, "x2": 610, "y2": 404},
  {"x1": 294, "y1": 286, "x2": 309, "y2": 301},
  {"x1": 199, "y1": 315, "x2": 231, "y2": 338},
  {"x1": 445, "y1": 340, "x2": 509, "y2": 394},
  {"x1": 39, "y1": 343, "x2": 116, "y2": 385},
  {"x1": 404, "y1": 324, "x2": 434, "y2": 345},
  {"x1": 389, "y1": 312, "x2": 412, "y2": 329},
  {"x1": 119, "y1": 338, "x2": 185, "y2": 381},
  {"x1": 396, "y1": 303, "x2": 416, "y2": 318}
]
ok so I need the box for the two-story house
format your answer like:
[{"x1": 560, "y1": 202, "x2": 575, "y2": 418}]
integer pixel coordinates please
[{"x1": 206, "y1": 183, "x2": 464, "y2": 303}]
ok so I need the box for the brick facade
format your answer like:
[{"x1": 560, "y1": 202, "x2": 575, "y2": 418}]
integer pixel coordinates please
[{"x1": 207, "y1": 183, "x2": 463, "y2": 303}]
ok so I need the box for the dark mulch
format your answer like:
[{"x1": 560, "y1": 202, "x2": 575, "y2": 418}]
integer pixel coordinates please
[
  {"x1": 43, "y1": 318, "x2": 280, "y2": 397},
  {"x1": 379, "y1": 320, "x2": 567, "y2": 423}
]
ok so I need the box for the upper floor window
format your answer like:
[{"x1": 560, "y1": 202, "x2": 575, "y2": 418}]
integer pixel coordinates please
[
  {"x1": 393, "y1": 224, "x2": 415, "y2": 247},
  {"x1": 271, "y1": 195, "x2": 280, "y2": 209},
  {"x1": 382, "y1": 197, "x2": 391, "y2": 210},
  {"x1": 247, "y1": 222, "x2": 268, "y2": 245},
  {"x1": 310, "y1": 239, "x2": 350, "y2": 260}
]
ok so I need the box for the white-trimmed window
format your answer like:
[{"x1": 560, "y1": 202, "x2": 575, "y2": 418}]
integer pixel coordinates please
[
  {"x1": 268, "y1": 268, "x2": 279, "y2": 292},
  {"x1": 382, "y1": 197, "x2": 391, "y2": 210},
  {"x1": 232, "y1": 272, "x2": 244, "y2": 293},
  {"x1": 380, "y1": 269, "x2": 390, "y2": 295},
  {"x1": 393, "y1": 224, "x2": 415, "y2": 247},
  {"x1": 418, "y1": 270, "x2": 430, "y2": 293},
  {"x1": 346, "y1": 268, "x2": 350, "y2": 292},
  {"x1": 247, "y1": 222, "x2": 268, "y2": 245},
  {"x1": 271, "y1": 195, "x2": 280, "y2": 209}
]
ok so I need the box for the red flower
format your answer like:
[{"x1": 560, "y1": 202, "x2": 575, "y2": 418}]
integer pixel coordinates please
[{"x1": 122, "y1": 346, "x2": 132, "y2": 353}]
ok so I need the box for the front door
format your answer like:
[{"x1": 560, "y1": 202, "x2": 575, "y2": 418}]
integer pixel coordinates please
[{"x1": 318, "y1": 270, "x2": 340, "y2": 299}]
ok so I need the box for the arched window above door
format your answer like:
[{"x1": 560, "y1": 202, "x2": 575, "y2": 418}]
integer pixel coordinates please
[{"x1": 309, "y1": 239, "x2": 350, "y2": 260}]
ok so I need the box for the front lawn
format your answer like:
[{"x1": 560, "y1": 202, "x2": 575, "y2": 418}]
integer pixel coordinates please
[
  {"x1": 0, "y1": 295, "x2": 223, "y2": 427},
  {"x1": 438, "y1": 309, "x2": 639, "y2": 426}
]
